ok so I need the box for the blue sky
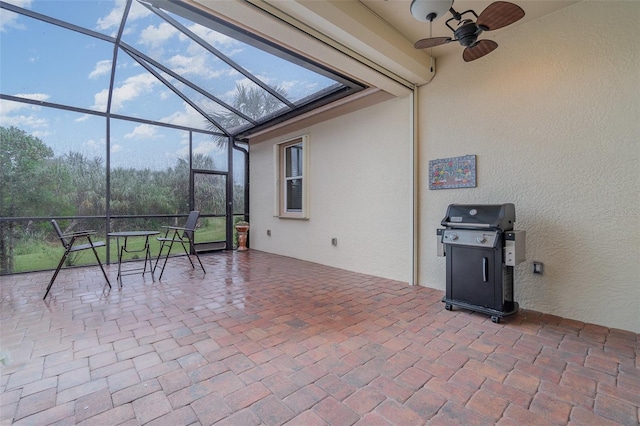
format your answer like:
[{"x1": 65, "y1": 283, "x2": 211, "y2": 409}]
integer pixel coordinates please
[{"x1": 0, "y1": 0, "x2": 337, "y2": 171}]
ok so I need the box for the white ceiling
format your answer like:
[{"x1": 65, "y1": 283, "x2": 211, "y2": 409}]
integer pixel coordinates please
[
  {"x1": 192, "y1": 1, "x2": 579, "y2": 90},
  {"x1": 188, "y1": 0, "x2": 580, "y2": 139},
  {"x1": 358, "y1": 0, "x2": 579, "y2": 59}
]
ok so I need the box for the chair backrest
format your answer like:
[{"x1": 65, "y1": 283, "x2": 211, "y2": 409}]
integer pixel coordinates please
[
  {"x1": 51, "y1": 219, "x2": 70, "y2": 249},
  {"x1": 182, "y1": 211, "x2": 200, "y2": 239}
]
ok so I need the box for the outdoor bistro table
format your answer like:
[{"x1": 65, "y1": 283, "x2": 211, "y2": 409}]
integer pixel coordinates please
[{"x1": 108, "y1": 231, "x2": 159, "y2": 286}]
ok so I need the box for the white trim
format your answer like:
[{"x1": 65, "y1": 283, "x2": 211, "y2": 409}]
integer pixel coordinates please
[
  {"x1": 276, "y1": 135, "x2": 309, "y2": 219},
  {"x1": 411, "y1": 86, "x2": 419, "y2": 286}
]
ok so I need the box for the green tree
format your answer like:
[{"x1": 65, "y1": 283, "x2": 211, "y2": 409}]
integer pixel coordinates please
[
  {"x1": 208, "y1": 83, "x2": 288, "y2": 143},
  {"x1": 59, "y1": 152, "x2": 107, "y2": 216},
  {"x1": 0, "y1": 126, "x2": 55, "y2": 273}
]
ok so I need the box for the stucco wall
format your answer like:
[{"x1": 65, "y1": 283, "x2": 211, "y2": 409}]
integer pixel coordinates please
[
  {"x1": 419, "y1": 1, "x2": 639, "y2": 332},
  {"x1": 249, "y1": 97, "x2": 413, "y2": 282}
]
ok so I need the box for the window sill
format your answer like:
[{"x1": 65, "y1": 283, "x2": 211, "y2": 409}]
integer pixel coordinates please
[{"x1": 276, "y1": 215, "x2": 309, "y2": 220}]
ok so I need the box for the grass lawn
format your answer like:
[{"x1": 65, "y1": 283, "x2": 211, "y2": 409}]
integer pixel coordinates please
[{"x1": 10, "y1": 219, "x2": 230, "y2": 273}]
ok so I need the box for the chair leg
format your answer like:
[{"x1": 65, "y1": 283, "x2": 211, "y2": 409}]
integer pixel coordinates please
[
  {"x1": 88, "y1": 237, "x2": 111, "y2": 288},
  {"x1": 44, "y1": 249, "x2": 71, "y2": 299},
  {"x1": 178, "y1": 239, "x2": 196, "y2": 269},
  {"x1": 157, "y1": 239, "x2": 175, "y2": 280},
  {"x1": 153, "y1": 240, "x2": 167, "y2": 274},
  {"x1": 188, "y1": 236, "x2": 206, "y2": 275}
]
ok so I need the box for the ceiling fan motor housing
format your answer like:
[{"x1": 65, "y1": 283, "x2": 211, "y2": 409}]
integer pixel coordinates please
[{"x1": 454, "y1": 21, "x2": 481, "y2": 46}]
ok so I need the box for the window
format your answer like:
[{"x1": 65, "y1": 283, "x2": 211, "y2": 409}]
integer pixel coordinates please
[{"x1": 277, "y1": 136, "x2": 308, "y2": 219}]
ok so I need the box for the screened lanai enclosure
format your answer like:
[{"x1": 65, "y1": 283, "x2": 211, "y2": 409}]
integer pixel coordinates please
[{"x1": 0, "y1": 0, "x2": 364, "y2": 275}]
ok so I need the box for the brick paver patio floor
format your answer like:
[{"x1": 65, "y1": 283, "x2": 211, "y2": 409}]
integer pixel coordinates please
[{"x1": 1, "y1": 250, "x2": 638, "y2": 425}]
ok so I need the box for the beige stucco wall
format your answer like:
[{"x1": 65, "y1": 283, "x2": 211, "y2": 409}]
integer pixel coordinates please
[
  {"x1": 419, "y1": 0, "x2": 639, "y2": 333},
  {"x1": 250, "y1": 1, "x2": 639, "y2": 332},
  {"x1": 249, "y1": 96, "x2": 413, "y2": 283}
]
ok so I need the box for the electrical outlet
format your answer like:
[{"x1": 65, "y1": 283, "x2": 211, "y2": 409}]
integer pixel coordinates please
[
  {"x1": 533, "y1": 262, "x2": 543, "y2": 274},
  {"x1": 331, "y1": 238, "x2": 337, "y2": 246},
  {"x1": 267, "y1": 230, "x2": 271, "y2": 236}
]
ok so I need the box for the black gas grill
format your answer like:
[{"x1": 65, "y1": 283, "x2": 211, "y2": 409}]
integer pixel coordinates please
[{"x1": 437, "y1": 203, "x2": 525, "y2": 323}]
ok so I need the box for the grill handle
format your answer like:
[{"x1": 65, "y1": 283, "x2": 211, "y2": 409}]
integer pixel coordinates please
[
  {"x1": 482, "y1": 257, "x2": 488, "y2": 282},
  {"x1": 443, "y1": 222, "x2": 492, "y2": 229}
]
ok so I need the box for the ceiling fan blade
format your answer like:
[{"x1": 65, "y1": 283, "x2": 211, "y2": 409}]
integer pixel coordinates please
[
  {"x1": 414, "y1": 37, "x2": 452, "y2": 49},
  {"x1": 476, "y1": 1, "x2": 525, "y2": 31},
  {"x1": 463, "y1": 39, "x2": 498, "y2": 62}
]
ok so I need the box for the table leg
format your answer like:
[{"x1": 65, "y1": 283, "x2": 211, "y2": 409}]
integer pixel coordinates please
[
  {"x1": 149, "y1": 247, "x2": 155, "y2": 282},
  {"x1": 144, "y1": 236, "x2": 155, "y2": 282}
]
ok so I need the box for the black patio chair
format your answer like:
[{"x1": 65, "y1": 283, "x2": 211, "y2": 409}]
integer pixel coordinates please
[
  {"x1": 44, "y1": 219, "x2": 111, "y2": 299},
  {"x1": 153, "y1": 211, "x2": 206, "y2": 280}
]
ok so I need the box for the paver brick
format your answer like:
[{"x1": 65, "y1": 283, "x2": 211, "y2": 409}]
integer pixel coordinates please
[
  {"x1": 529, "y1": 392, "x2": 572, "y2": 424},
  {"x1": 112, "y1": 379, "x2": 162, "y2": 406},
  {"x1": 2, "y1": 251, "x2": 638, "y2": 426},
  {"x1": 375, "y1": 399, "x2": 424, "y2": 426},
  {"x1": 430, "y1": 401, "x2": 494, "y2": 426},
  {"x1": 251, "y1": 394, "x2": 296, "y2": 426},
  {"x1": 465, "y1": 388, "x2": 509, "y2": 421},
  {"x1": 76, "y1": 403, "x2": 135, "y2": 426},
  {"x1": 191, "y1": 392, "x2": 234, "y2": 424},
  {"x1": 132, "y1": 391, "x2": 172, "y2": 424},
  {"x1": 313, "y1": 396, "x2": 360, "y2": 426},
  {"x1": 284, "y1": 409, "x2": 329, "y2": 426},
  {"x1": 73, "y1": 388, "x2": 113, "y2": 423},
  {"x1": 13, "y1": 401, "x2": 75, "y2": 426},
  {"x1": 107, "y1": 368, "x2": 141, "y2": 393},
  {"x1": 594, "y1": 393, "x2": 639, "y2": 425},
  {"x1": 14, "y1": 388, "x2": 57, "y2": 421},
  {"x1": 226, "y1": 381, "x2": 272, "y2": 410}
]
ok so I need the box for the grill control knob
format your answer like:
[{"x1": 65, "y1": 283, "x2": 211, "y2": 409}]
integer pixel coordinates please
[
  {"x1": 477, "y1": 235, "x2": 487, "y2": 243},
  {"x1": 449, "y1": 233, "x2": 458, "y2": 241}
]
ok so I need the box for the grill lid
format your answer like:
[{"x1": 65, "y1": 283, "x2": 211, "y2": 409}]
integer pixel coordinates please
[{"x1": 441, "y1": 203, "x2": 515, "y2": 231}]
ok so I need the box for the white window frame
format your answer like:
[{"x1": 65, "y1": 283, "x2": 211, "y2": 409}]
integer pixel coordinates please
[{"x1": 275, "y1": 135, "x2": 309, "y2": 219}]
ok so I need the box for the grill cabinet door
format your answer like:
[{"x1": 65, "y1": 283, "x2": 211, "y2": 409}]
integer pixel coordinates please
[{"x1": 447, "y1": 246, "x2": 496, "y2": 309}]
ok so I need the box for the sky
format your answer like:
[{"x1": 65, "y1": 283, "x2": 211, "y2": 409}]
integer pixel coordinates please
[{"x1": 0, "y1": 0, "x2": 339, "y2": 171}]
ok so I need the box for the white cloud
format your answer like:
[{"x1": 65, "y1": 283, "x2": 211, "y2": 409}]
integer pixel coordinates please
[
  {"x1": 139, "y1": 22, "x2": 178, "y2": 50},
  {"x1": 92, "y1": 89, "x2": 110, "y2": 112},
  {"x1": 92, "y1": 72, "x2": 159, "y2": 111},
  {"x1": 124, "y1": 123, "x2": 160, "y2": 139},
  {"x1": 166, "y1": 54, "x2": 204, "y2": 74},
  {"x1": 2, "y1": 0, "x2": 31, "y2": 6},
  {"x1": 30, "y1": 130, "x2": 50, "y2": 139},
  {"x1": 0, "y1": 113, "x2": 48, "y2": 130},
  {"x1": 95, "y1": 0, "x2": 126, "y2": 32},
  {"x1": 86, "y1": 139, "x2": 104, "y2": 149},
  {"x1": 127, "y1": 1, "x2": 152, "y2": 23},
  {"x1": 89, "y1": 60, "x2": 112, "y2": 79},
  {"x1": 96, "y1": 0, "x2": 150, "y2": 33},
  {"x1": 166, "y1": 53, "x2": 226, "y2": 81},
  {"x1": 0, "y1": 96, "x2": 49, "y2": 129},
  {"x1": 111, "y1": 144, "x2": 122, "y2": 154},
  {"x1": 0, "y1": 0, "x2": 31, "y2": 32},
  {"x1": 185, "y1": 24, "x2": 238, "y2": 50},
  {"x1": 160, "y1": 101, "x2": 213, "y2": 130},
  {"x1": 0, "y1": 99, "x2": 24, "y2": 115},
  {"x1": 193, "y1": 140, "x2": 218, "y2": 156}
]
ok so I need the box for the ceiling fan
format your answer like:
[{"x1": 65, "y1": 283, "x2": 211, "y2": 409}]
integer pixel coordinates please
[{"x1": 411, "y1": 0, "x2": 525, "y2": 62}]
